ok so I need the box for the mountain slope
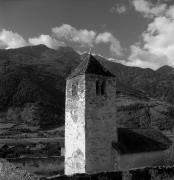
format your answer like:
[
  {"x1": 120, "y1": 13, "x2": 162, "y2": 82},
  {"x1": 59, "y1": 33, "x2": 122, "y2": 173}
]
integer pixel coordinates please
[
  {"x1": 94, "y1": 55, "x2": 174, "y2": 104},
  {"x1": 0, "y1": 45, "x2": 174, "y2": 135},
  {"x1": 0, "y1": 45, "x2": 81, "y2": 134}
]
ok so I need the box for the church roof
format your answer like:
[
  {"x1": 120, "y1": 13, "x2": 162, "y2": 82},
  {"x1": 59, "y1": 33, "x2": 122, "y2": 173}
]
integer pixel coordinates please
[
  {"x1": 112, "y1": 128, "x2": 172, "y2": 154},
  {"x1": 67, "y1": 53, "x2": 115, "y2": 79}
]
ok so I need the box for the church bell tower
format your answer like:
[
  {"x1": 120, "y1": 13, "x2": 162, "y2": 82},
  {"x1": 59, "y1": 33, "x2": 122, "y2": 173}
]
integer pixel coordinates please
[{"x1": 65, "y1": 53, "x2": 117, "y2": 175}]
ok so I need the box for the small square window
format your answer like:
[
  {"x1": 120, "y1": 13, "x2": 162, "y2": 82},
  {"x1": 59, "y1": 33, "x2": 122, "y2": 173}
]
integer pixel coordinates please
[{"x1": 72, "y1": 82, "x2": 78, "y2": 96}]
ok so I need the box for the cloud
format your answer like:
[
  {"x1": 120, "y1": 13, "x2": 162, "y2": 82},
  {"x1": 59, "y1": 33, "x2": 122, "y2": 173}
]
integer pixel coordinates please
[
  {"x1": 95, "y1": 32, "x2": 123, "y2": 56},
  {"x1": 110, "y1": 4, "x2": 127, "y2": 14},
  {"x1": 28, "y1": 34, "x2": 65, "y2": 49},
  {"x1": 52, "y1": 24, "x2": 96, "y2": 47},
  {"x1": 0, "y1": 24, "x2": 123, "y2": 58},
  {"x1": 142, "y1": 15, "x2": 174, "y2": 67},
  {"x1": 166, "y1": 4, "x2": 174, "y2": 18},
  {"x1": 127, "y1": 3, "x2": 174, "y2": 69},
  {"x1": 132, "y1": 0, "x2": 167, "y2": 18},
  {"x1": 0, "y1": 29, "x2": 27, "y2": 49},
  {"x1": 52, "y1": 24, "x2": 123, "y2": 56},
  {"x1": 128, "y1": 45, "x2": 168, "y2": 69},
  {"x1": 0, "y1": 29, "x2": 65, "y2": 50}
]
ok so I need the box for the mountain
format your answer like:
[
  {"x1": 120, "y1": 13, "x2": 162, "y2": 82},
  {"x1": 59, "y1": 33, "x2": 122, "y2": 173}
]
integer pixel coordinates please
[
  {"x1": 0, "y1": 45, "x2": 81, "y2": 135},
  {"x1": 156, "y1": 65, "x2": 174, "y2": 75},
  {"x1": 0, "y1": 45, "x2": 174, "y2": 136},
  {"x1": 95, "y1": 55, "x2": 174, "y2": 104}
]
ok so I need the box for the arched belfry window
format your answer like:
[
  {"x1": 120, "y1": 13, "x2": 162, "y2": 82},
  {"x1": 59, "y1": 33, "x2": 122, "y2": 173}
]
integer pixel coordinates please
[
  {"x1": 72, "y1": 81, "x2": 78, "y2": 96},
  {"x1": 96, "y1": 80, "x2": 106, "y2": 96},
  {"x1": 96, "y1": 80, "x2": 100, "y2": 95},
  {"x1": 101, "y1": 81, "x2": 106, "y2": 95}
]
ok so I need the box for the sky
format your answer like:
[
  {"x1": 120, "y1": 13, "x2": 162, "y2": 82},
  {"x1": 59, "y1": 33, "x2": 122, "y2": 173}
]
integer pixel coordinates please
[{"x1": 0, "y1": 0, "x2": 174, "y2": 69}]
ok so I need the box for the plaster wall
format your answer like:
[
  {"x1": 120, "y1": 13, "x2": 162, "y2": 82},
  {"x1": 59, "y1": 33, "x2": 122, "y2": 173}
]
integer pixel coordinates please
[{"x1": 65, "y1": 75, "x2": 86, "y2": 175}]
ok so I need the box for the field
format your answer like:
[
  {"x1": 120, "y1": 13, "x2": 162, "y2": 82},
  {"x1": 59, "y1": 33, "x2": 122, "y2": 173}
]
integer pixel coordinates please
[
  {"x1": 0, "y1": 137, "x2": 64, "y2": 146},
  {"x1": 0, "y1": 128, "x2": 65, "y2": 177},
  {"x1": 8, "y1": 156, "x2": 64, "y2": 176}
]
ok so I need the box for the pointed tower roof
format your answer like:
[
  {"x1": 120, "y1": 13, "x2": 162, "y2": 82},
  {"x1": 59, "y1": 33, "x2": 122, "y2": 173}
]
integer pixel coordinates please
[{"x1": 68, "y1": 53, "x2": 115, "y2": 79}]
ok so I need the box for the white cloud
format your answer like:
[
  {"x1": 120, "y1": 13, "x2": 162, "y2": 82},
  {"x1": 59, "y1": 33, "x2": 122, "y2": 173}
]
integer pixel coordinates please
[
  {"x1": 166, "y1": 5, "x2": 174, "y2": 18},
  {"x1": 128, "y1": 45, "x2": 168, "y2": 69},
  {"x1": 110, "y1": 4, "x2": 127, "y2": 14},
  {"x1": 28, "y1": 34, "x2": 65, "y2": 49},
  {"x1": 132, "y1": 0, "x2": 167, "y2": 18},
  {"x1": 95, "y1": 32, "x2": 123, "y2": 56},
  {"x1": 52, "y1": 24, "x2": 96, "y2": 47},
  {"x1": 0, "y1": 29, "x2": 27, "y2": 49},
  {"x1": 127, "y1": 2, "x2": 174, "y2": 69},
  {"x1": 143, "y1": 16, "x2": 174, "y2": 50},
  {"x1": 52, "y1": 24, "x2": 123, "y2": 56},
  {"x1": 0, "y1": 24, "x2": 123, "y2": 58},
  {"x1": 142, "y1": 15, "x2": 174, "y2": 67}
]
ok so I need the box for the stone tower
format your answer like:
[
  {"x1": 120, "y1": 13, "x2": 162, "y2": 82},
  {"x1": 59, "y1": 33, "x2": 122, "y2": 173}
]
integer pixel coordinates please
[{"x1": 65, "y1": 53, "x2": 117, "y2": 175}]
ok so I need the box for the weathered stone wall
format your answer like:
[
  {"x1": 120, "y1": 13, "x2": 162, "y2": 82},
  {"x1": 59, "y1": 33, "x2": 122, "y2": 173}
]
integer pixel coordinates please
[
  {"x1": 65, "y1": 74, "x2": 117, "y2": 175},
  {"x1": 85, "y1": 75, "x2": 117, "y2": 174},
  {"x1": 118, "y1": 150, "x2": 167, "y2": 171},
  {"x1": 65, "y1": 75, "x2": 86, "y2": 175}
]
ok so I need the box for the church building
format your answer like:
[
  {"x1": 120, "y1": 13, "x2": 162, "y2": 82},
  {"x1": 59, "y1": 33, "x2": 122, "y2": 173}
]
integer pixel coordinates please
[{"x1": 64, "y1": 53, "x2": 172, "y2": 175}]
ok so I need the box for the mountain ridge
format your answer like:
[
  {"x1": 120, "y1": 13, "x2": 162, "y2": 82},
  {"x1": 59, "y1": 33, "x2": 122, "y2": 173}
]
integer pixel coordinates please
[{"x1": 0, "y1": 45, "x2": 174, "y2": 134}]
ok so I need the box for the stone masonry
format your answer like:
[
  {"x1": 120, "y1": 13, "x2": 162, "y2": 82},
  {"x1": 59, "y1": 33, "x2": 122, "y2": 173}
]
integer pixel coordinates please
[
  {"x1": 65, "y1": 75, "x2": 86, "y2": 175},
  {"x1": 65, "y1": 69, "x2": 117, "y2": 175},
  {"x1": 85, "y1": 74, "x2": 117, "y2": 174}
]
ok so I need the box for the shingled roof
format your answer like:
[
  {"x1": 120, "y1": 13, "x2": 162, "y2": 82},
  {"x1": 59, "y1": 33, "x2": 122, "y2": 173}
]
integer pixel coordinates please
[
  {"x1": 67, "y1": 53, "x2": 115, "y2": 79},
  {"x1": 112, "y1": 128, "x2": 172, "y2": 154}
]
